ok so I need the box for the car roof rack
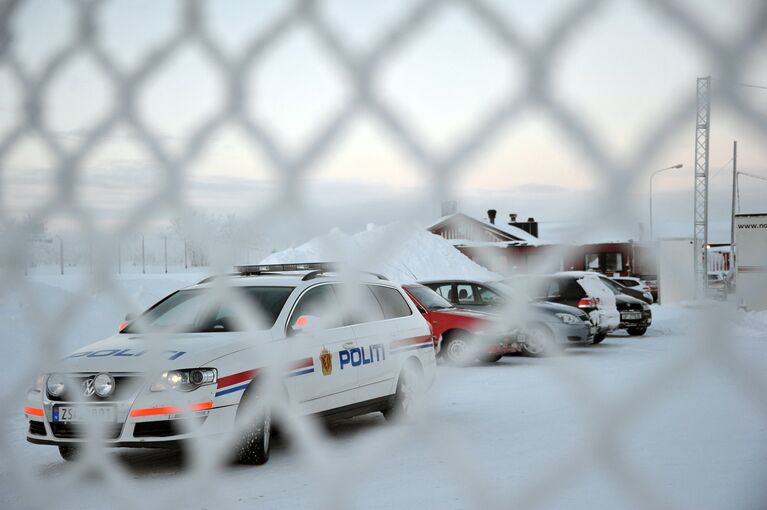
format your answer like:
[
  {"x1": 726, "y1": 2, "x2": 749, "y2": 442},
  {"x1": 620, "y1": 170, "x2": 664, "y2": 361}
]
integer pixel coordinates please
[
  {"x1": 197, "y1": 273, "x2": 238, "y2": 284},
  {"x1": 301, "y1": 270, "x2": 388, "y2": 281}
]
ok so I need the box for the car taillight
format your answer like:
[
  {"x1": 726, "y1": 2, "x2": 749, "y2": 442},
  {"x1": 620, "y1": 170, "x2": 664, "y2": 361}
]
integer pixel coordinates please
[{"x1": 577, "y1": 297, "x2": 599, "y2": 308}]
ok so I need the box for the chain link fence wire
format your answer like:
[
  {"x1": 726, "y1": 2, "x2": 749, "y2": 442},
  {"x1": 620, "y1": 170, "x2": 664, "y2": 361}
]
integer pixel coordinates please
[{"x1": 1, "y1": 0, "x2": 767, "y2": 509}]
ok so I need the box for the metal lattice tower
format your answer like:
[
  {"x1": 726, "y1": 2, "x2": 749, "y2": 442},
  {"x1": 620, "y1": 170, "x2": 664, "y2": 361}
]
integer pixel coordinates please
[{"x1": 693, "y1": 76, "x2": 711, "y2": 298}]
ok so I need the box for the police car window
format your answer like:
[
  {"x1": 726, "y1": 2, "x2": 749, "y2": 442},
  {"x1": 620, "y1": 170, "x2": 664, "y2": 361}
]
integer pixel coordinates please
[
  {"x1": 122, "y1": 287, "x2": 294, "y2": 333},
  {"x1": 289, "y1": 284, "x2": 344, "y2": 331},
  {"x1": 456, "y1": 284, "x2": 475, "y2": 304},
  {"x1": 369, "y1": 286, "x2": 412, "y2": 319},
  {"x1": 335, "y1": 284, "x2": 385, "y2": 325}
]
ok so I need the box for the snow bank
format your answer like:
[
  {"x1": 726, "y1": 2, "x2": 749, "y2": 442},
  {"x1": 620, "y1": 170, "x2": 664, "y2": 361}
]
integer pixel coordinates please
[{"x1": 260, "y1": 223, "x2": 499, "y2": 283}]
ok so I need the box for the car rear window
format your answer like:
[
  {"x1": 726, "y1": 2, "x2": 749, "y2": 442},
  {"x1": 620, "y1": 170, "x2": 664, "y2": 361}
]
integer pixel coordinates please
[
  {"x1": 370, "y1": 286, "x2": 413, "y2": 319},
  {"x1": 558, "y1": 278, "x2": 586, "y2": 299},
  {"x1": 406, "y1": 284, "x2": 454, "y2": 311}
]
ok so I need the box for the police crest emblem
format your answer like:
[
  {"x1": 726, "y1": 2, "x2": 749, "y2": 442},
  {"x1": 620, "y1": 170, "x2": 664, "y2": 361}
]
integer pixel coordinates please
[{"x1": 320, "y1": 347, "x2": 332, "y2": 376}]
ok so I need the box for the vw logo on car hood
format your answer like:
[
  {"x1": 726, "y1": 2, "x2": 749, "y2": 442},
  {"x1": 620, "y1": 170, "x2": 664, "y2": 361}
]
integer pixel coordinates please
[{"x1": 82, "y1": 377, "x2": 96, "y2": 397}]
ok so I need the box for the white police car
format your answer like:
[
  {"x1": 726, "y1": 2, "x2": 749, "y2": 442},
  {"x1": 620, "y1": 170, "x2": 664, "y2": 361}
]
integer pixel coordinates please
[{"x1": 25, "y1": 263, "x2": 436, "y2": 464}]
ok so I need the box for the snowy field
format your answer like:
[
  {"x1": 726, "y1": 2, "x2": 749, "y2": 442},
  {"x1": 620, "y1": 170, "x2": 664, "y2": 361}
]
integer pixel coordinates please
[{"x1": 1, "y1": 273, "x2": 766, "y2": 509}]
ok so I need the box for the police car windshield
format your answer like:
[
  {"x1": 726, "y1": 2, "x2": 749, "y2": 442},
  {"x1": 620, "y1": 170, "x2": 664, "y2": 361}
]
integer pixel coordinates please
[
  {"x1": 122, "y1": 286, "x2": 295, "y2": 334},
  {"x1": 406, "y1": 285, "x2": 454, "y2": 311}
]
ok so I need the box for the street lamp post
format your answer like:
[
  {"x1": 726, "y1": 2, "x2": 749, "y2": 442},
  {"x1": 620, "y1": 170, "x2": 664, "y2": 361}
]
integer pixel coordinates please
[{"x1": 649, "y1": 164, "x2": 684, "y2": 240}]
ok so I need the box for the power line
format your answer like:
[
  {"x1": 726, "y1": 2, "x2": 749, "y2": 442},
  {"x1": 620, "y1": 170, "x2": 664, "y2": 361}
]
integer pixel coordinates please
[
  {"x1": 737, "y1": 82, "x2": 767, "y2": 91},
  {"x1": 711, "y1": 158, "x2": 733, "y2": 180},
  {"x1": 739, "y1": 171, "x2": 767, "y2": 182}
]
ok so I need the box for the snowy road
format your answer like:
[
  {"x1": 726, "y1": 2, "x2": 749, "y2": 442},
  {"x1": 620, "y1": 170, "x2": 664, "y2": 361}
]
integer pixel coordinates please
[{"x1": 2, "y1": 302, "x2": 766, "y2": 510}]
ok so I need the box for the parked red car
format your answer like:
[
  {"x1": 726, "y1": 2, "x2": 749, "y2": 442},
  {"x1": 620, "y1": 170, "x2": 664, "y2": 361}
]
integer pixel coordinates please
[{"x1": 402, "y1": 283, "x2": 525, "y2": 364}]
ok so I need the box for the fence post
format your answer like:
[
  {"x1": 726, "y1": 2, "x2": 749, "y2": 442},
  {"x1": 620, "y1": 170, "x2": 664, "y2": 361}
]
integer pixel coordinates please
[
  {"x1": 164, "y1": 236, "x2": 168, "y2": 274},
  {"x1": 140, "y1": 233, "x2": 145, "y2": 274}
]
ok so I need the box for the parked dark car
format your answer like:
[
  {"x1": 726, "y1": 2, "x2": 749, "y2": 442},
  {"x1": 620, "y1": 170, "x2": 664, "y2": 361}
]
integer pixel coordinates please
[
  {"x1": 595, "y1": 275, "x2": 652, "y2": 336},
  {"x1": 608, "y1": 278, "x2": 653, "y2": 304},
  {"x1": 504, "y1": 273, "x2": 621, "y2": 344},
  {"x1": 419, "y1": 279, "x2": 595, "y2": 355}
]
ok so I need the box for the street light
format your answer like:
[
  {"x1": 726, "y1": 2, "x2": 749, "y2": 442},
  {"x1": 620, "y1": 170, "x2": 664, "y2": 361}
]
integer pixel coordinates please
[{"x1": 649, "y1": 164, "x2": 684, "y2": 240}]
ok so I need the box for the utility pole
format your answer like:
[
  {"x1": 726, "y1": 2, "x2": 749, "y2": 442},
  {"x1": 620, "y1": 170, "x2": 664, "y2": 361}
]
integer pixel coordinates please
[
  {"x1": 693, "y1": 77, "x2": 711, "y2": 299},
  {"x1": 730, "y1": 141, "x2": 737, "y2": 269}
]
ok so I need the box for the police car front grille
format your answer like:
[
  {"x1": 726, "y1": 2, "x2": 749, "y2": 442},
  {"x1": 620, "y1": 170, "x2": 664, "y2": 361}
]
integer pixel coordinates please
[
  {"x1": 50, "y1": 423, "x2": 123, "y2": 439},
  {"x1": 28, "y1": 421, "x2": 46, "y2": 436},
  {"x1": 47, "y1": 375, "x2": 144, "y2": 402},
  {"x1": 133, "y1": 417, "x2": 206, "y2": 438}
]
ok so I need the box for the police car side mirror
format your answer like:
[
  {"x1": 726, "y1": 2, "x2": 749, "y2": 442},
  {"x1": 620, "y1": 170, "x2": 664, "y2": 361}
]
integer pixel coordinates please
[{"x1": 291, "y1": 315, "x2": 323, "y2": 333}]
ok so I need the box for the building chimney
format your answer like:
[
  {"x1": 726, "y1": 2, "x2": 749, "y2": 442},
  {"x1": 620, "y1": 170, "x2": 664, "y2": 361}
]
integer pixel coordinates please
[
  {"x1": 509, "y1": 214, "x2": 538, "y2": 238},
  {"x1": 487, "y1": 209, "x2": 497, "y2": 225}
]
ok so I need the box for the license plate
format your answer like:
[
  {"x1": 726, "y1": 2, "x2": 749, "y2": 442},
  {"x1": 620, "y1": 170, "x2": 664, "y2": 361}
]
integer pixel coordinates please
[
  {"x1": 52, "y1": 405, "x2": 116, "y2": 423},
  {"x1": 621, "y1": 312, "x2": 642, "y2": 320}
]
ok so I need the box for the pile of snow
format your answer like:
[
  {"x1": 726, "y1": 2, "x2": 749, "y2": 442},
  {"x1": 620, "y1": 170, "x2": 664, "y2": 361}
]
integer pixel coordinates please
[{"x1": 260, "y1": 223, "x2": 499, "y2": 283}]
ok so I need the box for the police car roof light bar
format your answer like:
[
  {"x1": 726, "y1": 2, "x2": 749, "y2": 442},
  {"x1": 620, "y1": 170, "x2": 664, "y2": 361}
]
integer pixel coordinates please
[{"x1": 234, "y1": 262, "x2": 340, "y2": 276}]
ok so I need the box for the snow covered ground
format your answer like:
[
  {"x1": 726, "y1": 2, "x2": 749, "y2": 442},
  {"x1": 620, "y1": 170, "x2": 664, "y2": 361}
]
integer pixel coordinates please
[{"x1": 1, "y1": 273, "x2": 766, "y2": 510}]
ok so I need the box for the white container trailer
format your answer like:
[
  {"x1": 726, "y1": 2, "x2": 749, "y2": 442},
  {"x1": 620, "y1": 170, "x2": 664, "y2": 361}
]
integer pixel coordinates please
[
  {"x1": 658, "y1": 238, "x2": 695, "y2": 304},
  {"x1": 735, "y1": 213, "x2": 767, "y2": 311}
]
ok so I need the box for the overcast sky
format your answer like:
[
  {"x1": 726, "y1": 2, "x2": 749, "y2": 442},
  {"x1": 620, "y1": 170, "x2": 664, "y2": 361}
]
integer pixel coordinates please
[{"x1": 1, "y1": 0, "x2": 766, "y2": 243}]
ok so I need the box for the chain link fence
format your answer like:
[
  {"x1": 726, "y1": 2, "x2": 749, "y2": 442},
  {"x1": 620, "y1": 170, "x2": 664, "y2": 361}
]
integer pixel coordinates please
[{"x1": 1, "y1": 0, "x2": 766, "y2": 509}]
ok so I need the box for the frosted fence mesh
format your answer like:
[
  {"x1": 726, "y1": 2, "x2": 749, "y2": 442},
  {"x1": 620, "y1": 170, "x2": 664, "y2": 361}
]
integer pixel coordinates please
[{"x1": 1, "y1": 0, "x2": 766, "y2": 509}]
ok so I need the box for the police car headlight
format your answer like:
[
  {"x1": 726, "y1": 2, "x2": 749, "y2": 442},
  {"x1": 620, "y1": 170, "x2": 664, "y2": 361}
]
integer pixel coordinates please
[
  {"x1": 555, "y1": 313, "x2": 580, "y2": 325},
  {"x1": 150, "y1": 368, "x2": 217, "y2": 392},
  {"x1": 46, "y1": 373, "x2": 66, "y2": 397},
  {"x1": 93, "y1": 373, "x2": 115, "y2": 397}
]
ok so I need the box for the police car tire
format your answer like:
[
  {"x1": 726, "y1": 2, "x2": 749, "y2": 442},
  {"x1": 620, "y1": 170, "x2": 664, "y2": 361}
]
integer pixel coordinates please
[
  {"x1": 383, "y1": 362, "x2": 422, "y2": 423},
  {"x1": 235, "y1": 399, "x2": 271, "y2": 465},
  {"x1": 480, "y1": 354, "x2": 502, "y2": 363},
  {"x1": 592, "y1": 333, "x2": 607, "y2": 344},
  {"x1": 58, "y1": 445, "x2": 80, "y2": 462}
]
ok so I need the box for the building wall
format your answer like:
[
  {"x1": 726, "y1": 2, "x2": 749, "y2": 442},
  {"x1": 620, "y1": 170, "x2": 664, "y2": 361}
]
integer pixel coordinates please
[{"x1": 458, "y1": 242, "x2": 656, "y2": 277}]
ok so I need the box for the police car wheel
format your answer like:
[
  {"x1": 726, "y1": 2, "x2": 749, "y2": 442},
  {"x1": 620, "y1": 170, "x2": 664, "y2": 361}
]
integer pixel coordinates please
[
  {"x1": 235, "y1": 402, "x2": 271, "y2": 465},
  {"x1": 384, "y1": 363, "x2": 422, "y2": 422},
  {"x1": 58, "y1": 445, "x2": 80, "y2": 462},
  {"x1": 592, "y1": 333, "x2": 607, "y2": 344}
]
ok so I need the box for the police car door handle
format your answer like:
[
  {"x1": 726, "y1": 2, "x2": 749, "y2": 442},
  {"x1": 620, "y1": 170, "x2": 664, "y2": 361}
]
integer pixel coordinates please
[{"x1": 343, "y1": 342, "x2": 356, "y2": 349}]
